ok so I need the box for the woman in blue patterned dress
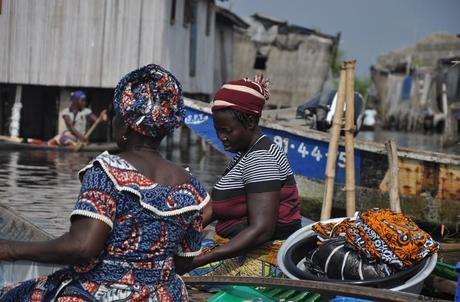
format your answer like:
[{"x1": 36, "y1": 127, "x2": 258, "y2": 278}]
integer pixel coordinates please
[{"x1": 0, "y1": 64, "x2": 209, "y2": 302}]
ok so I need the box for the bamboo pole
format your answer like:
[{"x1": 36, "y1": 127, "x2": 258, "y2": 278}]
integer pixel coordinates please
[
  {"x1": 385, "y1": 139, "x2": 401, "y2": 213},
  {"x1": 320, "y1": 62, "x2": 348, "y2": 221},
  {"x1": 344, "y1": 60, "x2": 356, "y2": 217}
]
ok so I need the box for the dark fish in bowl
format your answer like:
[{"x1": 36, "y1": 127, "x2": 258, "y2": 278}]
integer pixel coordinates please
[{"x1": 283, "y1": 234, "x2": 428, "y2": 289}]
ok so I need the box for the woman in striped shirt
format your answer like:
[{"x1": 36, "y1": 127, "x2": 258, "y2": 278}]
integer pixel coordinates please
[{"x1": 189, "y1": 76, "x2": 301, "y2": 278}]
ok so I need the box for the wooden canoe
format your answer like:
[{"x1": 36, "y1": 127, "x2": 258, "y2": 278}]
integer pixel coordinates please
[
  {"x1": 0, "y1": 197, "x2": 452, "y2": 301},
  {"x1": 0, "y1": 136, "x2": 118, "y2": 153}
]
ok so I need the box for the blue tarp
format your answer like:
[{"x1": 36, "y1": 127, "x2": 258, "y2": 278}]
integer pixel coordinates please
[{"x1": 401, "y1": 76, "x2": 413, "y2": 101}]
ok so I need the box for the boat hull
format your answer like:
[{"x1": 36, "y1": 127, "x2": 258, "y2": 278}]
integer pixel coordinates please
[
  {"x1": 0, "y1": 140, "x2": 118, "y2": 153},
  {"x1": 184, "y1": 99, "x2": 460, "y2": 229},
  {"x1": 0, "y1": 205, "x2": 63, "y2": 287}
]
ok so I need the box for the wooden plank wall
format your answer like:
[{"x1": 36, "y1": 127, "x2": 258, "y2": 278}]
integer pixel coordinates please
[
  {"x1": 213, "y1": 25, "x2": 234, "y2": 91},
  {"x1": 0, "y1": 0, "x2": 215, "y2": 94}
]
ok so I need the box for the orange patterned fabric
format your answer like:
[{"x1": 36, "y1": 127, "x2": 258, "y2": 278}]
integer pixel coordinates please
[{"x1": 312, "y1": 208, "x2": 439, "y2": 268}]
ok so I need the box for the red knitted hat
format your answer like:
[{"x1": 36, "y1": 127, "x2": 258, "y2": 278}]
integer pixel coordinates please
[{"x1": 212, "y1": 75, "x2": 270, "y2": 116}]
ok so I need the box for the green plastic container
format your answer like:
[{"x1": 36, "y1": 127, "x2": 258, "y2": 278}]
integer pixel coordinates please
[
  {"x1": 207, "y1": 285, "x2": 277, "y2": 302},
  {"x1": 207, "y1": 285, "x2": 321, "y2": 302}
]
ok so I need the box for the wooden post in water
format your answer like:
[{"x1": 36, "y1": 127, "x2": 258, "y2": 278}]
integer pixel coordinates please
[
  {"x1": 9, "y1": 85, "x2": 22, "y2": 137},
  {"x1": 166, "y1": 132, "x2": 174, "y2": 159},
  {"x1": 180, "y1": 125, "x2": 191, "y2": 153},
  {"x1": 344, "y1": 60, "x2": 356, "y2": 217},
  {"x1": 385, "y1": 139, "x2": 401, "y2": 213},
  {"x1": 321, "y1": 62, "x2": 348, "y2": 221},
  {"x1": 440, "y1": 82, "x2": 459, "y2": 147}
]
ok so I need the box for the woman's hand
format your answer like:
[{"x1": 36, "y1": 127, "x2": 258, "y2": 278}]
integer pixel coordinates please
[
  {"x1": 190, "y1": 253, "x2": 207, "y2": 270},
  {"x1": 174, "y1": 255, "x2": 194, "y2": 275},
  {"x1": 78, "y1": 134, "x2": 88, "y2": 143},
  {"x1": 99, "y1": 109, "x2": 108, "y2": 122}
]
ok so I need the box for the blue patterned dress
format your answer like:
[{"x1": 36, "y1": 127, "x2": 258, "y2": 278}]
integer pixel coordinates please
[{"x1": 0, "y1": 152, "x2": 209, "y2": 302}]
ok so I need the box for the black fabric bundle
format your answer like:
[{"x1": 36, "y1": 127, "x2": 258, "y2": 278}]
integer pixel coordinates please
[{"x1": 303, "y1": 237, "x2": 395, "y2": 280}]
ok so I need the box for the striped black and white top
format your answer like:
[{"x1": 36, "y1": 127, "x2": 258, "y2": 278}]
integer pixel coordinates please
[{"x1": 211, "y1": 135, "x2": 301, "y2": 238}]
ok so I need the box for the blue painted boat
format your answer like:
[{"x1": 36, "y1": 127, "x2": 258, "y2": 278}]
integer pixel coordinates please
[{"x1": 183, "y1": 98, "x2": 460, "y2": 228}]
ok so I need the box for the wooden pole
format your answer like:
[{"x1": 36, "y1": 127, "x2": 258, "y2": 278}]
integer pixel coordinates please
[
  {"x1": 9, "y1": 85, "x2": 22, "y2": 137},
  {"x1": 385, "y1": 139, "x2": 401, "y2": 213},
  {"x1": 180, "y1": 125, "x2": 191, "y2": 153},
  {"x1": 321, "y1": 62, "x2": 348, "y2": 221},
  {"x1": 440, "y1": 83, "x2": 456, "y2": 146},
  {"x1": 344, "y1": 60, "x2": 356, "y2": 217},
  {"x1": 74, "y1": 110, "x2": 107, "y2": 152},
  {"x1": 440, "y1": 242, "x2": 460, "y2": 252}
]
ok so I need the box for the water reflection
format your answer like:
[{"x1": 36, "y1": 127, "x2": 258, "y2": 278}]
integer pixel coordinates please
[
  {"x1": 357, "y1": 129, "x2": 460, "y2": 154},
  {"x1": 1, "y1": 128, "x2": 458, "y2": 239},
  {"x1": 0, "y1": 143, "x2": 227, "y2": 238}
]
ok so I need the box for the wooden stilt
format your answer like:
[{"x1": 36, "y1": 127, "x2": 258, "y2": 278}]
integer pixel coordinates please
[
  {"x1": 344, "y1": 61, "x2": 356, "y2": 217},
  {"x1": 385, "y1": 139, "x2": 401, "y2": 213},
  {"x1": 321, "y1": 62, "x2": 348, "y2": 221},
  {"x1": 180, "y1": 125, "x2": 191, "y2": 153},
  {"x1": 440, "y1": 83, "x2": 456, "y2": 146},
  {"x1": 9, "y1": 85, "x2": 22, "y2": 137}
]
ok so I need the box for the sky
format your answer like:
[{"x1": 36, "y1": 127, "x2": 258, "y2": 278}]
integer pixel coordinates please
[{"x1": 219, "y1": 0, "x2": 460, "y2": 78}]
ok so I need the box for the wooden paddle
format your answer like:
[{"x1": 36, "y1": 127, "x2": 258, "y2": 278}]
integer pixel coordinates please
[{"x1": 74, "y1": 110, "x2": 107, "y2": 152}]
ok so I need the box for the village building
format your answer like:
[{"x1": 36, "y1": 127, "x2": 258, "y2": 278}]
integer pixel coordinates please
[
  {"x1": 0, "y1": 1, "x2": 338, "y2": 142},
  {"x1": 0, "y1": 0, "x2": 219, "y2": 141},
  {"x1": 215, "y1": 13, "x2": 340, "y2": 109},
  {"x1": 213, "y1": 6, "x2": 249, "y2": 92},
  {"x1": 370, "y1": 33, "x2": 460, "y2": 137}
]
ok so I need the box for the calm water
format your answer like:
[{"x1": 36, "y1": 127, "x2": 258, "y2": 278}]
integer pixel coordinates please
[
  {"x1": 0, "y1": 142, "x2": 228, "y2": 238},
  {"x1": 0, "y1": 130, "x2": 458, "y2": 266},
  {"x1": 1, "y1": 129, "x2": 459, "y2": 238},
  {"x1": 357, "y1": 129, "x2": 460, "y2": 155}
]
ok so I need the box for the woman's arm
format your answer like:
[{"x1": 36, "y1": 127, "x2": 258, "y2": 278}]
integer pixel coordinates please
[
  {"x1": 87, "y1": 110, "x2": 108, "y2": 124},
  {"x1": 0, "y1": 216, "x2": 110, "y2": 265},
  {"x1": 192, "y1": 190, "x2": 279, "y2": 268},
  {"x1": 63, "y1": 114, "x2": 86, "y2": 142},
  {"x1": 174, "y1": 255, "x2": 194, "y2": 275},
  {"x1": 202, "y1": 201, "x2": 215, "y2": 228}
]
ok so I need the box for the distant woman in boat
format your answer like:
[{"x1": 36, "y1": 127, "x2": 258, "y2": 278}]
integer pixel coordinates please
[
  {"x1": 0, "y1": 64, "x2": 209, "y2": 301},
  {"x1": 189, "y1": 76, "x2": 302, "y2": 278},
  {"x1": 47, "y1": 90, "x2": 106, "y2": 147}
]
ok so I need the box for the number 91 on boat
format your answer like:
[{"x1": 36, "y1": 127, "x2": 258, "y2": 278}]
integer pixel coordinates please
[{"x1": 261, "y1": 128, "x2": 362, "y2": 185}]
